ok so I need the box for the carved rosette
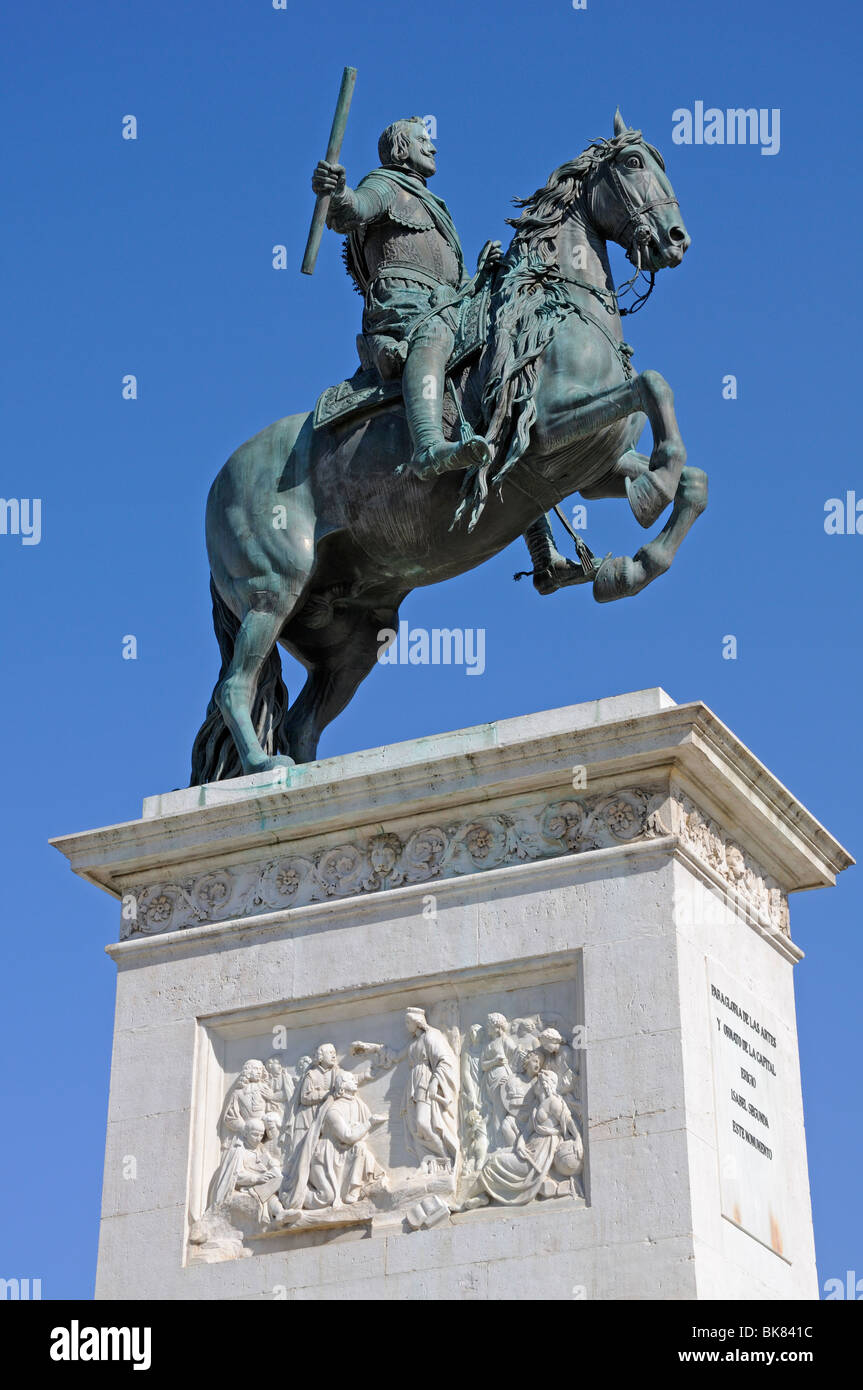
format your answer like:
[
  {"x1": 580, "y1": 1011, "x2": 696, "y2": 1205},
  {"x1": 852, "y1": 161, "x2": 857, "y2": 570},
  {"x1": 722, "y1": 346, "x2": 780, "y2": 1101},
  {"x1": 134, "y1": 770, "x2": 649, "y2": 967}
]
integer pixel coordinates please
[{"x1": 122, "y1": 786, "x2": 670, "y2": 938}]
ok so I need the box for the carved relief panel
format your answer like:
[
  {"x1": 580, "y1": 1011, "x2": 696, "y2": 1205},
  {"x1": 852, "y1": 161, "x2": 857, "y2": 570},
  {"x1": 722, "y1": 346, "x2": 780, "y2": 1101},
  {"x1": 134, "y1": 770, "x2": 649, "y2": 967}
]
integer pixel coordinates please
[{"x1": 188, "y1": 964, "x2": 585, "y2": 1261}]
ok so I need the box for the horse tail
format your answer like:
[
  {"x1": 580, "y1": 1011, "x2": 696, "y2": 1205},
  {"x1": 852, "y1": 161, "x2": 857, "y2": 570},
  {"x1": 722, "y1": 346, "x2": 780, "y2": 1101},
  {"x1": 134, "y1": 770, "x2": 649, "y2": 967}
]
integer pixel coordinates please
[{"x1": 189, "y1": 577, "x2": 292, "y2": 785}]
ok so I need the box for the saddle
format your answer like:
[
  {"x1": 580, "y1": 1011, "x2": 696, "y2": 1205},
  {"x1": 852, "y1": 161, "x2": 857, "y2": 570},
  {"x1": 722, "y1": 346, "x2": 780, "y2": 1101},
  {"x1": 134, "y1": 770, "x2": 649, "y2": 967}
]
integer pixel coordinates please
[{"x1": 312, "y1": 281, "x2": 491, "y2": 431}]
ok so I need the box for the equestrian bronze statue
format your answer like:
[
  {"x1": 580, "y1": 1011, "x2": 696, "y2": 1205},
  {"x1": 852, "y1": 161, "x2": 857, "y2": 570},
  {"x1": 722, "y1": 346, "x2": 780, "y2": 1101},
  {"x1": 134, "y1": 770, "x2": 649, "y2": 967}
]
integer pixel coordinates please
[{"x1": 190, "y1": 109, "x2": 706, "y2": 784}]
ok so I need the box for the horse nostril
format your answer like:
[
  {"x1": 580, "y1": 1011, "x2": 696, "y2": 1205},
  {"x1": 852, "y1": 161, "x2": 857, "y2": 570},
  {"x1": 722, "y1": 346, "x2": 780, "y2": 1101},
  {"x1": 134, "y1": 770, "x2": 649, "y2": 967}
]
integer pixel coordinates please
[{"x1": 668, "y1": 225, "x2": 687, "y2": 244}]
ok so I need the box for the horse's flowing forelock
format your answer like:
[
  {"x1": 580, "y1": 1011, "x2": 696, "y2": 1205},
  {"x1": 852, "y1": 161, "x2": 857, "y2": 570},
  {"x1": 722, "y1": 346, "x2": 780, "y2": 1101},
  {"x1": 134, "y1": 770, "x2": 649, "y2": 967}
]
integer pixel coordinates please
[{"x1": 467, "y1": 131, "x2": 656, "y2": 527}]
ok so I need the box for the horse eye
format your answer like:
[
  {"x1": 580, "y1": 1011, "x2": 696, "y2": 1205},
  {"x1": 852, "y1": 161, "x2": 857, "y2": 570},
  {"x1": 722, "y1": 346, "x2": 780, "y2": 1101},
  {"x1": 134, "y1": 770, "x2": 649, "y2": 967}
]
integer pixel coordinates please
[{"x1": 626, "y1": 156, "x2": 642, "y2": 169}]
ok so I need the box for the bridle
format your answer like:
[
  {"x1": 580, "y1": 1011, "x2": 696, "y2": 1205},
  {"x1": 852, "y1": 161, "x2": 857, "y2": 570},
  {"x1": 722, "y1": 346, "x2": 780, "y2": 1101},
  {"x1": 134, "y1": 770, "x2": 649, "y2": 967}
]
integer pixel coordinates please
[
  {"x1": 606, "y1": 155, "x2": 680, "y2": 252},
  {"x1": 587, "y1": 148, "x2": 682, "y2": 316}
]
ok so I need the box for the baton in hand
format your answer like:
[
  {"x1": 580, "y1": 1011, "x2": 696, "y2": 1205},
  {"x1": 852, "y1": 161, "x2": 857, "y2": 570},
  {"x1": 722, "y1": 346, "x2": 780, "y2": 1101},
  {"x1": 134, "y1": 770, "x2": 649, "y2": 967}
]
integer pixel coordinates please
[{"x1": 301, "y1": 66, "x2": 357, "y2": 276}]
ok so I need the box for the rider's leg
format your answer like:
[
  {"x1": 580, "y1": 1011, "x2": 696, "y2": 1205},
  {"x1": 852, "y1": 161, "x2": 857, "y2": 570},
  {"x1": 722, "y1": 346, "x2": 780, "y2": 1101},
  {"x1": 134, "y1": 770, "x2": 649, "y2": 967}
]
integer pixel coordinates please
[{"x1": 401, "y1": 322, "x2": 490, "y2": 480}]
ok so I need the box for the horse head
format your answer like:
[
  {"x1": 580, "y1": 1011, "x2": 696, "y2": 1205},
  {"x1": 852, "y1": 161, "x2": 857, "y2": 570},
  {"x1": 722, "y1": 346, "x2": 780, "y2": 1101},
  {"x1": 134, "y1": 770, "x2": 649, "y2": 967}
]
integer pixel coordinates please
[
  {"x1": 584, "y1": 110, "x2": 690, "y2": 271},
  {"x1": 504, "y1": 112, "x2": 689, "y2": 279}
]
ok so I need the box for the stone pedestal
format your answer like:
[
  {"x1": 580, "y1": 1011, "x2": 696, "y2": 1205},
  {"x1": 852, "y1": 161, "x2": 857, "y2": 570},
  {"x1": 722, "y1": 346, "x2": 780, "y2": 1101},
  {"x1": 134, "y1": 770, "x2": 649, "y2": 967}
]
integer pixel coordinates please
[{"x1": 52, "y1": 690, "x2": 852, "y2": 1301}]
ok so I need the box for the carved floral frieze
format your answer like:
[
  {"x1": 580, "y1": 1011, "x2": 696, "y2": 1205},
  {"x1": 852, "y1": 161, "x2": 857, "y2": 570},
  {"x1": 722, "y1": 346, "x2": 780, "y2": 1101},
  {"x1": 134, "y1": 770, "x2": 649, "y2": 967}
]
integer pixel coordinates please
[
  {"x1": 123, "y1": 787, "x2": 667, "y2": 939},
  {"x1": 671, "y1": 791, "x2": 790, "y2": 936},
  {"x1": 122, "y1": 784, "x2": 788, "y2": 940}
]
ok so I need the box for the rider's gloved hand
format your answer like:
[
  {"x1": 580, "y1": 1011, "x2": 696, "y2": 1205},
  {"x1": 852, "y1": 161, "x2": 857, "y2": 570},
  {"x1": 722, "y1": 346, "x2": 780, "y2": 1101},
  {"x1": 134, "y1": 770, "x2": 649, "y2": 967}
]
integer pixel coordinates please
[
  {"x1": 312, "y1": 160, "x2": 347, "y2": 196},
  {"x1": 377, "y1": 341, "x2": 409, "y2": 380},
  {"x1": 476, "y1": 240, "x2": 503, "y2": 276}
]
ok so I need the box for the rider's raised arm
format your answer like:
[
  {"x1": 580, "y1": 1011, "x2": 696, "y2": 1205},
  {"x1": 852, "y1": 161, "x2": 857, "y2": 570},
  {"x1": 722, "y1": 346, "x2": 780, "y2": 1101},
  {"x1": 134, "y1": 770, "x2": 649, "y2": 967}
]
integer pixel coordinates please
[{"x1": 325, "y1": 173, "x2": 393, "y2": 234}]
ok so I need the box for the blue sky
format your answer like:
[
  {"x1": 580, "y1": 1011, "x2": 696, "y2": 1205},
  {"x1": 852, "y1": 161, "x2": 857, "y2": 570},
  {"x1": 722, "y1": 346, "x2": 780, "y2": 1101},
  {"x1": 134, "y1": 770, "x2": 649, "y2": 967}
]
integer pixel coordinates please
[{"x1": 1, "y1": 0, "x2": 860, "y2": 1298}]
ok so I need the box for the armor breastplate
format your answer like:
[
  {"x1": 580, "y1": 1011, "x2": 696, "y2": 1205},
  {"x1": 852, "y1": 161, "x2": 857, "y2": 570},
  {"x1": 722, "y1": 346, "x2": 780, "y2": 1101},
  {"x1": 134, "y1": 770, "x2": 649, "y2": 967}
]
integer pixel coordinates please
[{"x1": 363, "y1": 186, "x2": 461, "y2": 289}]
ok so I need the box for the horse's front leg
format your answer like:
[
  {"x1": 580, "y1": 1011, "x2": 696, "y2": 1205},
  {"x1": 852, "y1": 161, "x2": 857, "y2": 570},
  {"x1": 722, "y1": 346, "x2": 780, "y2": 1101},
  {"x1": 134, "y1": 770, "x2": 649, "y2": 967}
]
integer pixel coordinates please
[
  {"x1": 535, "y1": 370, "x2": 686, "y2": 530},
  {"x1": 589, "y1": 459, "x2": 708, "y2": 604},
  {"x1": 626, "y1": 369, "x2": 688, "y2": 529}
]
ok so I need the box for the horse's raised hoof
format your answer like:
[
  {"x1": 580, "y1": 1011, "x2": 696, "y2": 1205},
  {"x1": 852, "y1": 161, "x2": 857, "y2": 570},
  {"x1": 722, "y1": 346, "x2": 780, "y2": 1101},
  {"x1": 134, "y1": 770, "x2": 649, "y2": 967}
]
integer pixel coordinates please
[
  {"x1": 593, "y1": 555, "x2": 639, "y2": 603},
  {"x1": 625, "y1": 471, "x2": 673, "y2": 529}
]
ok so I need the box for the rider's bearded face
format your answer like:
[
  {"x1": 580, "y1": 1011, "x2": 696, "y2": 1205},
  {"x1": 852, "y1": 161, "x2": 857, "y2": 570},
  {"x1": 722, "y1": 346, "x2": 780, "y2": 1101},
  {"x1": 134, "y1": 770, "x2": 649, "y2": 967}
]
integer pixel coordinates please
[{"x1": 403, "y1": 125, "x2": 437, "y2": 179}]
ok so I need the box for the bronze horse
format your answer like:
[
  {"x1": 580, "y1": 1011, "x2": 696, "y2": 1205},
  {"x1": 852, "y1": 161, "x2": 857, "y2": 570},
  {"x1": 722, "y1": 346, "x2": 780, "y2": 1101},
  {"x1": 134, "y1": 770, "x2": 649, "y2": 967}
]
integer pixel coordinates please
[{"x1": 191, "y1": 113, "x2": 706, "y2": 783}]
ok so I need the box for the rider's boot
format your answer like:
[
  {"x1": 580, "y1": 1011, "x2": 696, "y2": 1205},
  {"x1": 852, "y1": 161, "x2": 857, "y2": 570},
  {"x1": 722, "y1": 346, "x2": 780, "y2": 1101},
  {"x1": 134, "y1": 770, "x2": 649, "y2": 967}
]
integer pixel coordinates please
[
  {"x1": 401, "y1": 342, "x2": 490, "y2": 481},
  {"x1": 523, "y1": 515, "x2": 599, "y2": 594},
  {"x1": 525, "y1": 515, "x2": 568, "y2": 594}
]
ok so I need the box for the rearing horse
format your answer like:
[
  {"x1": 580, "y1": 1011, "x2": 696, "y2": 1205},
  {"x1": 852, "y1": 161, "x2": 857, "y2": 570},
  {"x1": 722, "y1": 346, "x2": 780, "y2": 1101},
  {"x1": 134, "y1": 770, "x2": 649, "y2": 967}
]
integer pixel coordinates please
[{"x1": 191, "y1": 112, "x2": 706, "y2": 784}]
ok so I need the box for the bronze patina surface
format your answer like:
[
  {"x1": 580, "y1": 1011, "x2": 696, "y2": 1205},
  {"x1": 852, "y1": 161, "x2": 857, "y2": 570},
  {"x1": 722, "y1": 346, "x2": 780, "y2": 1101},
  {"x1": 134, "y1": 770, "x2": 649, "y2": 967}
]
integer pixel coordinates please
[{"x1": 191, "y1": 110, "x2": 704, "y2": 784}]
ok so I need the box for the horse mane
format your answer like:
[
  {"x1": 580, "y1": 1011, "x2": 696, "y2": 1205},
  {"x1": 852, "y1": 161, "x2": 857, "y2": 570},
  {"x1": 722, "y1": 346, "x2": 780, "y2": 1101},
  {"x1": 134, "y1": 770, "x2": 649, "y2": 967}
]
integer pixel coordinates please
[
  {"x1": 469, "y1": 130, "x2": 661, "y2": 526},
  {"x1": 505, "y1": 129, "x2": 663, "y2": 265}
]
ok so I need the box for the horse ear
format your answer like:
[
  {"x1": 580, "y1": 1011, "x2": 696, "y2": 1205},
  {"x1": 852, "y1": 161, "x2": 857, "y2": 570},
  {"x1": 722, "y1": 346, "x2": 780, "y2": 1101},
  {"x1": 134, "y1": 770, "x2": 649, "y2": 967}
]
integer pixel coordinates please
[{"x1": 614, "y1": 108, "x2": 627, "y2": 136}]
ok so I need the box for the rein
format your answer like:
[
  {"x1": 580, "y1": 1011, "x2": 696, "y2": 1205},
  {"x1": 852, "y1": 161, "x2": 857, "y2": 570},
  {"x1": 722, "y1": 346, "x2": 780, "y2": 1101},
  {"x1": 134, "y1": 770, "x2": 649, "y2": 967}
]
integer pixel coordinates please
[
  {"x1": 538, "y1": 267, "x2": 635, "y2": 381},
  {"x1": 452, "y1": 139, "x2": 676, "y2": 531},
  {"x1": 503, "y1": 149, "x2": 678, "y2": 381},
  {"x1": 562, "y1": 259, "x2": 656, "y2": 319}
]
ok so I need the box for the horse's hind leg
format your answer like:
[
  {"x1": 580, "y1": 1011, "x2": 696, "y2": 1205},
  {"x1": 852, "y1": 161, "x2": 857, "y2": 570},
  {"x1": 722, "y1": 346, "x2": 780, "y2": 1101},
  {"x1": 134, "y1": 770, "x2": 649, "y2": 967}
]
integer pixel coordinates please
[
  {"x1": 216, "y1": 593, "x2": 297, "y2": 774},
  {"x1": 285, "y1": 604, "x2": 402, "y2": 765}
]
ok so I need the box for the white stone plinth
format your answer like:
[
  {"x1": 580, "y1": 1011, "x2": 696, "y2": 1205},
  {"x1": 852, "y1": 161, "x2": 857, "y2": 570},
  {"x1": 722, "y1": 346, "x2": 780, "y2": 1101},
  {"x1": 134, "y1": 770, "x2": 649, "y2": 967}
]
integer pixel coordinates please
[{"x1": 52, "y1": 690, "x2": 852, "y2": 1301}]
